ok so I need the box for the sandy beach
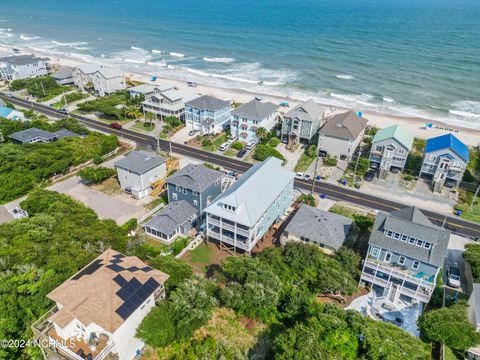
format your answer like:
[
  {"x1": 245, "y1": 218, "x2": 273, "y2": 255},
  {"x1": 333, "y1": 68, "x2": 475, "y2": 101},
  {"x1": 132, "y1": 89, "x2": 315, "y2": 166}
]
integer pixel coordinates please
[{"x1": 2, "y1": 44, "x2": 480, "y2": 147}]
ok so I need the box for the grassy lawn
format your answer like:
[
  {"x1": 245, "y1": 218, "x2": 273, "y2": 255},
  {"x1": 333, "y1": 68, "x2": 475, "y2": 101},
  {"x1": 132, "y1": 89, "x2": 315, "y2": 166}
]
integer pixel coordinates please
[
  {"x1": 132, "y1": 121, "x2": 156, "y2": 133},
  {"x1": 76, "y1": 91, "x2": 141, "y2": 121},
  {"x1": 9, "y1": 76, "x2": 74, "y2": 102},
  {"x1": 189, "y1": 242, "x2": 214, "y2": 264},
  {"x1": 201, "y1": 133, "x2": 229, "y2": 152},
  {"x1": 144, "y1": 195, "x2": 167, "y2": 210},
  {"x1": 51, "y1": 91, "x2": 89, "y2": 108},
  {"x1": 223, "y1": 148, "x2": 237, "y2": 157},
  {"x1": 455, "y1": 189, "x2": 480, "y2": 223},
  {"x1": 294, "y1": 153, "x2": 315, "y2": 172}
]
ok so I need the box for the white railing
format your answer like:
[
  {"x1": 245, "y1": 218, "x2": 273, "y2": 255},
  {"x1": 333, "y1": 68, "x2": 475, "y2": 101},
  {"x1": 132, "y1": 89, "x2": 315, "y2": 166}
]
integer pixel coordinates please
[{"x1": 207, "y1": 219, "x2": 250, "y2": 237}]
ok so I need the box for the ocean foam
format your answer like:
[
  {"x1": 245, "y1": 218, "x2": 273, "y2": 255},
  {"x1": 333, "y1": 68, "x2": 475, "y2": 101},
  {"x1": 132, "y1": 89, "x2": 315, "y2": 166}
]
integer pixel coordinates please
[
  {"x1": 170, "y1": 52, "x2": 184, "y2": 58},
  {"x1": 383, "y1": 96, "x2": 395, "y2": 103},
  {"x1": 203, "y1": 57, "x2": 235, "y2": 63},
  {"x1": 330, "y1": 92, "x2": 378, "y2": 107},
  {"x1": 449, "y1": 100, "x2": 480, "y2": 120},
  {"x1": 147, "y1": 61, "x2": 168, "y2": 67},
  {"x1": 20, "y1": 34, "x2": 41, "y2": 41},
  {"x1": 336, "y1": 74, "x2": 355, "y2": 80},
  {"x1": 151, "y1": 49, "x2": 167, "y2": 55}
]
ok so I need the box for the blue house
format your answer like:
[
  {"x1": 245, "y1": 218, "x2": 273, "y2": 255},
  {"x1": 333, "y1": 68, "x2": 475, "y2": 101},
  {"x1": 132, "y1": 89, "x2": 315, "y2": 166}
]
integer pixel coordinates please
[
  {"x1": 166, "y1": 164, "x2": 224, "y2": 216},
  {"x1": 184, "y1": 95, "x2": 232, "y2": 135},
  {"x1": 420, "y1": 133, "x2": 469, "y2": 190},
  {"x1": 204, "y1": 157, "x2": 295, "y2": 254}
]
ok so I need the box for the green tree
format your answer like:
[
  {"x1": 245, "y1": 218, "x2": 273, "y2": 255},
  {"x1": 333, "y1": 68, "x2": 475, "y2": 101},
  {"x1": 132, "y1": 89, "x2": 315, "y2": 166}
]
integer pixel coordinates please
[
  {"x1": 307, "y1": 144, "x2": 318, "y2": 158},
  {"x1": 78, "y1": 166, "x2": 116, "y2": 185},
  {"x1": 148, "y1": 256, "x2": 193, "y2": 293},
  {"x1": 253, "y1": 144, "x2": 285, "y2": 162},
  {"x1": 255, "y1": 127, "x2": 268, "y2": 142}
]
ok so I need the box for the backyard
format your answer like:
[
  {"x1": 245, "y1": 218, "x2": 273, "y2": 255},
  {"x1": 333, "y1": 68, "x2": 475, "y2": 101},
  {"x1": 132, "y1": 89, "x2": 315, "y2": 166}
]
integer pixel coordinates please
[{"x1": 9, "y1": 76, "x2": 73, "y2": 102}]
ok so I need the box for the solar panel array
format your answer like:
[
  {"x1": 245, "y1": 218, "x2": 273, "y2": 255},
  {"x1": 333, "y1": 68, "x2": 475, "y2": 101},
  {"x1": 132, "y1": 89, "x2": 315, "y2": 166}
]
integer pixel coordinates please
[
  {"x1": 115, "y1": 276, "x2": 160, "y2": 320},
  {"x1": 72, "y1": 259, "x2": 103, "y2": 280}
]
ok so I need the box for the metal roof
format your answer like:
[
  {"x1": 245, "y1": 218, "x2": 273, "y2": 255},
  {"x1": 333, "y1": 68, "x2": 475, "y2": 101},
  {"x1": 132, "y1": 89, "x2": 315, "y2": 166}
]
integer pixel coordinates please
[
  {"x1": 425, "y1": 134, "x2": 469, "y2": 162},
  {"x1": 231, "y1": 99, "x2": 279, "y2": 121},
  {"x1": 285, "y1": 204, "x2": 352, "y2": 250},
  {"x1": 128, "y1": 84, "x2": 157, "y2": 94},
  {"x1": 74, "y1": 63, "x2": 102, "y2": 75},
  {"x1": 204, "y1": 157, "x2": 295, "y2": 227},
  {"x1": 185, "y1": 95, "x2": 231, "y2": 111},
  {"x1": 167, "y1": 164, "x2": 223, "y2": 193},
  {"x1": 372, "y1": 124, "x2": 414, "y2": 150},
  {"x1": 320, "y1": 110, "x2": 367, "y2": 140},
  {"x1": 114, "y1": 150, "x2": 166, "y2": 174},
  {"x1": 144, "y1": 200, "x2": 197, "y2": 236}
]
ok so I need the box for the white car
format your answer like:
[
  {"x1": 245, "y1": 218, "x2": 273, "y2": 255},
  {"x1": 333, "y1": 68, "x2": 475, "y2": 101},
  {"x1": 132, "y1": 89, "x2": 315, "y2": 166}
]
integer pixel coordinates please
[
  {"x1": 245, "y1": 142, "x2": 255, "y2": 150},
  {"x1": 228, "y1": 135, "x2": 238, "y2": 142},
  {"x1": 219, "y1": 142, "x2": 230, "y2": 151},
  {"x1": 295, "y1": 172, "x2": 305, "y2": 180}
]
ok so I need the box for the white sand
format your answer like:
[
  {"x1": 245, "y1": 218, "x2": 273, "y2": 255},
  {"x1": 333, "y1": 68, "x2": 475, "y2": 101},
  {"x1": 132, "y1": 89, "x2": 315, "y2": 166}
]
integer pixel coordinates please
[{"x1": 3, "y1": 44, "x2": 480, "y2": 147}]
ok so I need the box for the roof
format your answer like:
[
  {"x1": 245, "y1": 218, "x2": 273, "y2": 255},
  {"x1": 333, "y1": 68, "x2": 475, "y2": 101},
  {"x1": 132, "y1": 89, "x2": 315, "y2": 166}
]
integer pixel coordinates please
[
  {"x1": 320, "y1": 110, "x2": 367, "y2": 140},
  {"x1": 9, "y1": 127, "x2": 56, "y2": 143},
  {"x1": 285, "y1": 204, "x2": 352, "y2": 250},
  {"x1": 167, "y1": 164, "x2": 223, "y2": 193},
  {"x1": 160, "y1": 89, "x2": 198, "y2": 103},
  {"x1": 95, "y1": 67, "x2": 124, "y2": 79},
  {"x1": 47, "y1": 249, "x2": 169, "y2": 333},
  {"x1": 53, "y1": 129, "x2": 81, "y2": 139},
  {"x1": 74, "y1": 63, "x2": 102, "y2": 75},
  {"x1": 285, "y1": 99, "x2": 325, "y2": 122},
  {"x1": 372, "y1": 125, "x2": 414, "y2": 150},
  {"x1": 204, "y1": 157, "x2": 295, "y2": 227},
  {"x1": 155, "y1": 84, "x2": 176, "y2": 92},
  {"x1": 425, "y1": 134, "x2": 469, "y2": 162},
  {"x1": 185, "y1": 95, "x2": 230, "y2": 111},
  {"x1": 231, "y1": 99, "x2": 279, "y2": 121},
  {"x1": 52, "y1": 66, "x2": 74, "y2": 80},
  {"x1": 0, "y1": 54, "x2": 48, "y2": 66},
  {"x1": 115, "y1": 150, "x2": 165, "y2": 174},
  {"x1": 369, "y1": 206, "x2": 449, "y2": 267},
  {"x1": 128, "y1": 84, "x2": 157, "y2": 94},
  {"x1": 144, "y1": 200, "x2": 197, "y2": 236},
  {"x1": 0, "y1": 106, "x2": 13, "y2": 118}
]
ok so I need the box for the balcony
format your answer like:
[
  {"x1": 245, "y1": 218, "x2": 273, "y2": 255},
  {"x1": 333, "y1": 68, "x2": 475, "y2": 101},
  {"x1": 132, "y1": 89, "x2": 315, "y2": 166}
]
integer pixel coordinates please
[{"x1": 207, "y1": 218, "x2": 250, "y2": 237}]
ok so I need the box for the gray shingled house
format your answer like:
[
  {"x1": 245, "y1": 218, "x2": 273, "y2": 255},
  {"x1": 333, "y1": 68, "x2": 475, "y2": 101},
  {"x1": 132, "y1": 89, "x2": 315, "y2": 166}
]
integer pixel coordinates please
[
  {"x1": 9, "y1": 128, "x2": 57, "y2": 144},
  {"x1": 144, "y1": 200, "x2": 197, "y2": 243},
  {"x1": 166, "y1": 164, "x2": 224, "y2": 216},
  {"x1": 281, "y1": 100, "x2": 325, "y2": 146},
  {"x1": 184, "y1": 95, "x2": 232, "y2": 135},
  {"x1": 281, "y1": 204, "x2": 352, "y2": 253},
  {"x1": 360, "y1": 206, "x2": 449, "y2": 304}
]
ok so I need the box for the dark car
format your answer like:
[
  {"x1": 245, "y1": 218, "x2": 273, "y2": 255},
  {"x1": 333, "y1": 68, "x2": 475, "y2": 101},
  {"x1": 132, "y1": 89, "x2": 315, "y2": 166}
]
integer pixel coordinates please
[
  {"x1": 236, "y1": 149, "x2": 247, "y2": 158},
  {"x1": 364, "y1": 171, "x2": 375, "y2": 182},
  {"x1": 390, "y1": 167, "x2": 400, "y2": 174},
  {"x1": 58, "y1": 108, "x2": 68, "y2": 115},
  {"x1": 110, "y1": 122, "x2": 122, "y2": 129}
]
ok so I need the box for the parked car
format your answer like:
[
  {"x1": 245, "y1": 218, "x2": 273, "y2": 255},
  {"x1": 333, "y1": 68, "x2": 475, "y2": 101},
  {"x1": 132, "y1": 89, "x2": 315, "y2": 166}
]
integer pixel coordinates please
[
  {"x1": 188, "y1": 129, "x2": 199, "y2": 136},
  {"x1": 363, "y1": 171, "x2": 375, "y2": 182},
  {"x1": 390, "y1": 167, "x2": 400, "y2": 174},
  {"x1": 110, "y1": 122, "x2": 122, "y2": 129},
  {"x1": 304, "y1": 174, "x2": 311, "y2": 181},
  {"x1": 219, "y1": 142, "x2": 230, "y2": 151},
  {"x1": 187, "y1": 81, "x2": 197, "y2": 87},
  {"x1": 255, "y1": 96, "x2": 264, "y2": 101},
  {"x1": 227, "y1": 170, "x2": 239, "y2": 179},
  {"x1": 447, "y1": 267, "x2": 461, "y2": 288},
  {"x1": 295, "y1": 172, "x2": 305, "y2": 180},
  {"x1": 245, "y1": 142, "x2": 255, "y2": 150},
  {"x1": 58, "y1": 108, "x2": 68, "y2": 115},
  {"x1": 228, "y1": 135, "x2": 238, "y2": 142},
  {"x1": 237, "y1": 149, "x2": 247, "y2": 158}
]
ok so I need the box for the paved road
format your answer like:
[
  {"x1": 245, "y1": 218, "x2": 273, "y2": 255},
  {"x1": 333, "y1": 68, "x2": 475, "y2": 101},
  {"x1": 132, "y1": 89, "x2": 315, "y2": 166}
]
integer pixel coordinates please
[{"x1": 2, "y1": 93, "x2": 480, "y2": 238}]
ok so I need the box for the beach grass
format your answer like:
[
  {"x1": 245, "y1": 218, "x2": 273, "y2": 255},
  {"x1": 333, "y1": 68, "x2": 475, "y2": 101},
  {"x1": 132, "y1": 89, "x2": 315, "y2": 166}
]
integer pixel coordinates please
[{"x1": 294, "y1": 152, "x2": 315, "y2": 172}]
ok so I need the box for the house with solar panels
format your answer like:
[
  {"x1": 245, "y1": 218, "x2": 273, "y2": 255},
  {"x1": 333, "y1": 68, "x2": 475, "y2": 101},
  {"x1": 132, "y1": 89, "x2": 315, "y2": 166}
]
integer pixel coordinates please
[
  {"x1": 420, "y1": 133, "x2": 469, "y2": 190},
  {"x1": 114, "y1": 151, "x2": 167, "y2": 199},
  {"x1": 204, "y1": 157, "x2": 295, "y2": 254},
  {"x1": 369, "y1": 124, "x2": 414, "y2": 175},
  {"x1": 184, "y1": 95, "x2": 232, "y2": 135},
  {"x1": 35, "y1": 249, "x2": 169, "y2": 360}
]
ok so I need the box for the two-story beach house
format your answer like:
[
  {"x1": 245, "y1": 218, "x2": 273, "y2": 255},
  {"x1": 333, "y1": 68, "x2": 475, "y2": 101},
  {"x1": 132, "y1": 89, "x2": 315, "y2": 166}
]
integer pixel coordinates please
[
  {"x1": 184, "y1": 95, "x2": 232, "y2": 135},
  {"x1": 166, "y1": 164, "x2": 224, "y2": 215},
  {"x1": 72, "y1": 64, "x2": 102, "y2": 91},
  {"x1": 33, "y1": 249, "x2": 169, "y2": 360},
  {"x1": 204, "y1": 157, "x2": 295, "y2": 253},
  {"x1": 114, "y1": 151, "x2": 167, "y2": 199},
  {"x1": 128, "y1": 84, "x2": 158, "y2": 99},
  {"x1": 420, "y1": 133, "x2": 469, "y2": 190},
  {"x1": 52, "y1": 66, "x2": 74, "y2": 86},
  {"x1": 231, "y1": 99, "x2": 280, "y2": 143},
  {"x1": 0, "y1": 54, "x2": 49, "y2": 80},
  {"x1": 369, "y1": 124, "x2": 414, "y2": 175},
  {"x1": 142, "y1": 88, "x2": 199, "y2": 120},
  {"x1": 144, "y1": 200, "x2": 197, "y2": 243},
  {"x1": 281, "y1": 100, "x2": 325, "y2": 146},
  {"x1": 91, "y1": 67, "x2": 126, "y2": 97},
  {"x1": 360, "y1": 206, "x2": 449, "y2": 305},
  {"x1": 317, "y1": 110, "x2": 367, "y2": 160}
]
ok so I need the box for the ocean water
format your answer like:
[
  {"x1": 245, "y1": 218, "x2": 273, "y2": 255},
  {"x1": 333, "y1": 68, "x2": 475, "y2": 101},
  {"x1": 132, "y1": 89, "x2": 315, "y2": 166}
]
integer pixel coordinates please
[{"x1": 0, "y1": 0, "x2": 479, "y2": 128}]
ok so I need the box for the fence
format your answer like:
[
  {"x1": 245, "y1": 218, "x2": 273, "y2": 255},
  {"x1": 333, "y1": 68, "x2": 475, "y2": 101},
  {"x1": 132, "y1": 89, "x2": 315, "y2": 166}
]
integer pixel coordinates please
[{"x1": 50, "y1": 159, "x2": 93, "y2": 183}]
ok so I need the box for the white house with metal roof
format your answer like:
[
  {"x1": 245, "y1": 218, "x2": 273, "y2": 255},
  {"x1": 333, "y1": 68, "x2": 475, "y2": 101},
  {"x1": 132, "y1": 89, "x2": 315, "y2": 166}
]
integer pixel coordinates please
[
  {"x1": 91, "y1": 67, "x2": 126, "y2": 97},
  {"x1": 34, "y1": 249, "x2": 169, "y2": 360},
  {"x1": 184, "y1": 95, "x2": 232, "y2": 135},
  {"x1": 204, "y1": 157, "x2": 295, "y2": 253},
  {"x1": 128, "y1": 84, "x2": 157, "y2": 99},
  {"x1": 0, "y1": 54, "x2": 49, "y2": 80},
  {"x1": 114, "y1": 151, "x2": 167, "y2": 199},
  {"x1": 72, "y1": 63, "x2": 102, "y2": 91},
  {"x1": 231, "y1": 99, "x2": 280, "y2": 143}
]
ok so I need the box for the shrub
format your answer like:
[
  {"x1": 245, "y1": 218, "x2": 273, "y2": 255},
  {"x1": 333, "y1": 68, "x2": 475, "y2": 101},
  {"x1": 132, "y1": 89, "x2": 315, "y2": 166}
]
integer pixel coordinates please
[
  {"x1": 306, "y1": 145, "x2": 317, "y2": 158},
  {"x1": 268, "y1": 137, "x2": 281, "y2": 148},
  {"x1": 202, "y1": 139, "x2": 212, "y2": 148},
  {"x1": 299, "y1": 194, "x2": 315, "y2": 206},
  {"x1": 231, "y1": 141, "x2": 244, "y2": 150},
  {"x1": 253, "y1": 144, "x2": 285, "y2": 162},
  {"x1": 323, "y1": 156, "x2": 338, "y2": 167},
  {"x1": 404, "y1": 174, "x2": 414, "y2": 182},
  {"x1": 78, "y1": 166, "x2": 116, "y2": 185}
]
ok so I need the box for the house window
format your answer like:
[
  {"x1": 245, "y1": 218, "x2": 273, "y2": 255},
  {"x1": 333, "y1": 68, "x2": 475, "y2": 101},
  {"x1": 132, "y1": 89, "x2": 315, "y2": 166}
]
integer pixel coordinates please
[
  {"x1": 370, "y1": 247, "x2": 380, "y2": 258},
  {"x1": 193, "y1": 191, "x2": 199, "y2": 196},
  {"x1": 193, "y1": 200, "x2": 198, "y2": 206},
  {"x1": 401, "y1": 235, "x2": 408, "y2": 242},
  {"x1": 384, "y1": 252, "x2": 392, "y2": 263},
  {"x1": 409, "y1": 237, "x2": 416, "y2": 244},
  {"x1": 398, "y1": 256, "x2": 406, "y2": 265},
  {"x1": 386, "y1": 230, "x2": 393, "y2": 237},
  {"x1": 393, "y1": 233, "x2": 400, "y2": 240},
  {"x1": 183, "y1": 189, "x2": 187, "y2": 194},
  {"x1": 176, "y1": 185, "x2": 182, "y2": 191},
  {"x1": 207, "y1": 196, "x2": 212, "y2": 204},
  {"x1": 172, "y1": 193, "x2": 177, "y2": 200},
  {"x1": 398, "y1": 149, "x2": 405, "y2": 154},
  {"x1": 412, "y1": 260, "x2": 420, "y2": 270},
  {"x1": 416, "y1": 240, "x2": 423, "y2": 247},
  {"x1": 429, "y1": 155, "x2": 436, "y2": 161},
  {"x1": 424, "y1": 242, "x2": 432, "y2": 249}
]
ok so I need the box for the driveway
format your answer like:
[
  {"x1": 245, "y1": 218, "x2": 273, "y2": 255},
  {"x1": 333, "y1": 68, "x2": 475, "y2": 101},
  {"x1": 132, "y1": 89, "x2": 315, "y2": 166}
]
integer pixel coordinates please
[
  {"x1": 171, "y1": 126, "x2": 197, "y2": 144},
  {"x1": 444, "y1": 234, "x2": 475, "y2": 295},
  {"x1": 276, "y1": 143, "x2": 303, "y2": 172}
]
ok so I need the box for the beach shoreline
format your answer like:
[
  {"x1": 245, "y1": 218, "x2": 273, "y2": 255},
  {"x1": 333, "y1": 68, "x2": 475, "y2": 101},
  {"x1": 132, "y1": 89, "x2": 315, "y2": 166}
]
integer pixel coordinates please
[{"x1": 2, "y1": 43, "x2": 480, "y2": 147}]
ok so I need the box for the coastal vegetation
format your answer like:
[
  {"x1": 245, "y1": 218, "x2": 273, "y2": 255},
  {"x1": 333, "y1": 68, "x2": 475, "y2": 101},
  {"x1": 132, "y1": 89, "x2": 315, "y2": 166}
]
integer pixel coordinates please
[
  {"x1": 159, "y1": 116, "x2": 184, "y2": 139},
  {"x1": 9, "y1": 76, "x2": 73, "y2": 102},
  {"x1": 51, "y1": 91, "x2": 89, "y2": 108},
  {"x1": 253, "y1": 144, "x2": 285, "y2": 162},
  {"x1": 294, "y1": 144, "x2": 317, "y2": 172},
  {"x1": 76, "y1": 90, "x2": 142, "y2": 121},
  {"x1": 78, "y1": 166, "x2": 116, "y2": 185}
]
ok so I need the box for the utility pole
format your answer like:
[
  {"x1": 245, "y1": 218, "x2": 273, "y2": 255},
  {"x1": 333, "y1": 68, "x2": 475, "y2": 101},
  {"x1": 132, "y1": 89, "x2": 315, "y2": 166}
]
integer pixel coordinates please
[
  {"x1": 353, "y1": 148, "x2": 362, "y2": 180},
  {"x1": 310, "y1": 154, "x2": 320, "y2": 195},
  {"x1": 470, "y1": 184, "x2": 480, "y2": 210}
]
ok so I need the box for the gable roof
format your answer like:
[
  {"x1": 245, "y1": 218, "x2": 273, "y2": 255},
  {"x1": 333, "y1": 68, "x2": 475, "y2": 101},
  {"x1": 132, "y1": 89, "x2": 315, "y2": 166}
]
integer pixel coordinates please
[
  {"x1": 47, "y1": 249, "x2": 168, "y2": 333},
  {"x1": 471, "y1": 284, "x2": 480, "y2": 324},
  {"x1": 372, "y1": 124, "x2": 414, "y2": 150},
  {"x1": 0, "y1": 54, "x2": 48, "y2": 66},
  {"x1": 167, "y1": 164, "x2": 223, "y2": 192},
  {"x1": 231, "y1": 99, "x2": 279, "y2": 121},
  {"x1": 425, "y1": 134, "x2": 469, "y2": 162},
  {"x1": 285, "y1": 100, "x2": 324, "y2": 122},
  {"x1": 114, "y1": 150, "x2": 166, "y2": 174},
  {"x1": 74, "y1": 63, "x2": 102, "y2": 75},
  {"x1": 95, "y1": 67, "x2": 124, "y2": 79},
  {"x1": 144, "y1": 200, "x2": 197, "y2": 236},
  {"x1": 52, "y1": 66, "x2": 74, "y2": 80},
  {"x1": 185, "y1": 95, "x2": 231, "y2": 111},
  {"x1": 128, "y1": 84, "x2": 157, "y2": 94},
  {"x1": 53, "y1": 129, "x2": 81, "y2": 139},
  {"x1": 204, "y1": 157, "x2": 294, "y2": 227},
  {"x1": 285, "y1": 204, "x2": 352, "y2": 250},
  {"x1": 320, "y1": 110, "x2": 367, "y2": 140},
  {"x1": 369, "y1": 206, "x2": 449, "y2": 267},
  {"x1": 9, "y1": 127, "x2": 56, "y2": 143}
]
